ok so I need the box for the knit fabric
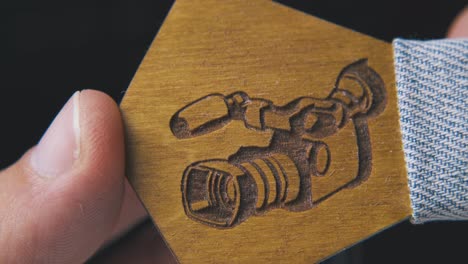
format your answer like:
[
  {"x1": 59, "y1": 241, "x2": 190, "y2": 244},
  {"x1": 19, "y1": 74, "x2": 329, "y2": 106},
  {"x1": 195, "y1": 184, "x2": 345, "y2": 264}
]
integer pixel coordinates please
[{"x1": 393, "y1": 38, "x2": 468, "y2": 223}]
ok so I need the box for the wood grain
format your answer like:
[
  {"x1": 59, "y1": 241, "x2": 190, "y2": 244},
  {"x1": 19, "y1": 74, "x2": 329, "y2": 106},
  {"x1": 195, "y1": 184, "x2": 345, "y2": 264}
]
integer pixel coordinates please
[{"x1": 121, "y1": 0, "x2": 412, "y2": 263}]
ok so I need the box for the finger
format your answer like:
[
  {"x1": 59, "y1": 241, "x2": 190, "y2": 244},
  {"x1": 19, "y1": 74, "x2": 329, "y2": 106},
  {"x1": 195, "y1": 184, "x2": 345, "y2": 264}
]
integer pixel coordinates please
[
  {"x1": 0, "y1": 90, "x2": 125, "y2": 263},
  {"x1": 108, "y1": 179, "x2": 148, "y2": 241},
  {"x1": 447, "y1": 7, "x2": 468, "y2": 38},
  {"x1": 89, "y1": 219, "x2": 176, "y2": 264}
]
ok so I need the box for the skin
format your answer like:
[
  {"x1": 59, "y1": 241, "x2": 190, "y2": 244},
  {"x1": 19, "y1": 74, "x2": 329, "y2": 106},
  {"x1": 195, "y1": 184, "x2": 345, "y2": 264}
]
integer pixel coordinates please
[
  {"x1": 447, "y1": 7, "x2": 468, "y2": 38},
  {"x1": 0, "y1": 8, "x2": 466, "y2": 263}
]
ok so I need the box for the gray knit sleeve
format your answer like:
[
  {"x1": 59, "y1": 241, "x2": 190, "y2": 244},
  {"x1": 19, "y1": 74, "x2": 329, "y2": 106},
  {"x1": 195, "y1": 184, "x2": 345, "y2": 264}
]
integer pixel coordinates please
[{"x1": 393, "y1": 38, "x2": 468, "y2": 223}]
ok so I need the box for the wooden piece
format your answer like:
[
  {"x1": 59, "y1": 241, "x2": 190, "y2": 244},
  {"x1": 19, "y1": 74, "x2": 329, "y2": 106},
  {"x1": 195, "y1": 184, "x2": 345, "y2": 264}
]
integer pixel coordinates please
[{"x1": 121, "y1": 0, "x2": 412, "y2": 263}]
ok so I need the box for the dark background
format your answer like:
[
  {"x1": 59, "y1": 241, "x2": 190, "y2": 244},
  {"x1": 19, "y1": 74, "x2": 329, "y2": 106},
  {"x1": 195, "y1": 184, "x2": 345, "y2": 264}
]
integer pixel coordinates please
[{"x1": 1, "y1": 1, "x2": 467, "y2": 263}]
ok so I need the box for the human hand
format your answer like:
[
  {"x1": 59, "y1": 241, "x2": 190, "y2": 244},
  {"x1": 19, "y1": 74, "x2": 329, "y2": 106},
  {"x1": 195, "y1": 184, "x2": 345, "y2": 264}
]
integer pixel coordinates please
[{"x1": 0, "y1": 90, "x2": 147, "y2": 263}]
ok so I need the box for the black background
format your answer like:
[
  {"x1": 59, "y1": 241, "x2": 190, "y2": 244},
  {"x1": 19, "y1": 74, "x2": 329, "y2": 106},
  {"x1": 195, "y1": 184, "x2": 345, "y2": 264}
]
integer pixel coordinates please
[{"x1": 2, "y1": 1, "x2": 467, "y2": 263}]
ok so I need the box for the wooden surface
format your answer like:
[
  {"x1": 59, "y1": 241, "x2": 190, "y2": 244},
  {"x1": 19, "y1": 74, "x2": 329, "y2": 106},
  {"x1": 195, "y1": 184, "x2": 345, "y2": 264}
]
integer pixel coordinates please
[{"x1": 121, "y1": 0, "x2": 412, "y2": 263}]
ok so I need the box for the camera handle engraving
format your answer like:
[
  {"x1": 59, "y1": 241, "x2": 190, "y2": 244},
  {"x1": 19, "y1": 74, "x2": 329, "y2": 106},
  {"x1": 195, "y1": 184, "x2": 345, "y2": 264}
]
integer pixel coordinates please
[{"x1": 170, "y1": 59, "x2": 386, "y2": 228}]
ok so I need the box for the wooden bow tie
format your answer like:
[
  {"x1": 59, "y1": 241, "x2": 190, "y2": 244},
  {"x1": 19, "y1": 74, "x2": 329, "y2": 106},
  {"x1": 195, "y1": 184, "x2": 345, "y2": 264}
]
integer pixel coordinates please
[{"x1": 122, "y1": 0, "x2": 413, "y2": 262}]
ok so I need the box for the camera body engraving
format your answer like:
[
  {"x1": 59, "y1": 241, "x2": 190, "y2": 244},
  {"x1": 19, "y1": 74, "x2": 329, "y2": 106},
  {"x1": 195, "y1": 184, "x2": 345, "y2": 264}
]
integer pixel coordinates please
[{"x1": 170, "y1": 59, "x2": 387, "y2": 228}]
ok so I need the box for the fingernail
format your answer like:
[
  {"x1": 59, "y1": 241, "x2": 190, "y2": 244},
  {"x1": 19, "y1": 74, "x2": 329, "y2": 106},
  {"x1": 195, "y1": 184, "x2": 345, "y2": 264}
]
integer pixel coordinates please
[{"x1": 31, "y1": 91, "x2": 81, "y2": 178}]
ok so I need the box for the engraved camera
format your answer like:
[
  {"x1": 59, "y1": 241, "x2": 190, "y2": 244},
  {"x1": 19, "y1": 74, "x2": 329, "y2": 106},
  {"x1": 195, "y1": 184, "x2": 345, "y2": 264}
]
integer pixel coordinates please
[{"x1": 170, "y1": 59, "x2": 386, "y2": 228}]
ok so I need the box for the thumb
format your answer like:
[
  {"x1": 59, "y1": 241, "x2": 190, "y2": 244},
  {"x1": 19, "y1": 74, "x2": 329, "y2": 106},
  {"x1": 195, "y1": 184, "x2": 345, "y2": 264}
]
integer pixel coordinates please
[{"x1": 0, "y1": 90, "x2": 125, "y2": 263}]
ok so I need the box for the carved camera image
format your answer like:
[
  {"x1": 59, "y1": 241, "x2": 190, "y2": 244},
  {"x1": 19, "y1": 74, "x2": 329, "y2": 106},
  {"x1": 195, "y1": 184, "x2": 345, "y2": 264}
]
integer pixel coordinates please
[{"x1": 170, "y1": 59, "x2": 386, "y2": 228}]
